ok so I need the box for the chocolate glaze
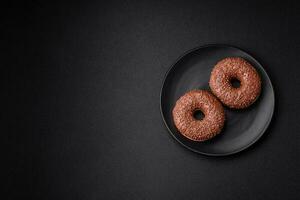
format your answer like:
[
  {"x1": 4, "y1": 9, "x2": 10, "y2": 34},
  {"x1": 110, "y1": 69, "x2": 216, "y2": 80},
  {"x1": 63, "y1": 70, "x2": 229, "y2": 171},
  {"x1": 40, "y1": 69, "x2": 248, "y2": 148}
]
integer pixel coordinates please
[
  {"x1": 172, "y1": 90, "x2": 225, "y2": 141},
  {"x1": 209, "y1": 57, "x2": 261, "y2": 109}
]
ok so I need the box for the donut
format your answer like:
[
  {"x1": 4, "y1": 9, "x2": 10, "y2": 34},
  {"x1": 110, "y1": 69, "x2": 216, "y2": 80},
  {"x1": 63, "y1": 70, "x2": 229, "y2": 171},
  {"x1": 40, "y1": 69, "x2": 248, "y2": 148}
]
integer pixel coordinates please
[
  {"x1": 172, "y1": 90, "x2": 225, "y2": 141},
  {"x1": 209, "y1": 57, "x2": 261, "y2": 109}
]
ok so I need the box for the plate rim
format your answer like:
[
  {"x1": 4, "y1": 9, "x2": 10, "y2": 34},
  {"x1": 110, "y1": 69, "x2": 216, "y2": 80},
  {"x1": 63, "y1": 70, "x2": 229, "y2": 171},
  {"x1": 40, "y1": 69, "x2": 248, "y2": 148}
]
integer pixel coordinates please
[{"x1": 160, "y1": 43, "x2": 275, "y2": 156}]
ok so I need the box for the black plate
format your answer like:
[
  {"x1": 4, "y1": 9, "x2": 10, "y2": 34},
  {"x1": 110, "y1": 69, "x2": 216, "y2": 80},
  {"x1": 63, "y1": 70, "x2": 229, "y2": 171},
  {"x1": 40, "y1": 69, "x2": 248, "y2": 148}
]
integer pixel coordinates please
[{"x1": 160, "y1": 44, "x2": 275, "y2": 156}]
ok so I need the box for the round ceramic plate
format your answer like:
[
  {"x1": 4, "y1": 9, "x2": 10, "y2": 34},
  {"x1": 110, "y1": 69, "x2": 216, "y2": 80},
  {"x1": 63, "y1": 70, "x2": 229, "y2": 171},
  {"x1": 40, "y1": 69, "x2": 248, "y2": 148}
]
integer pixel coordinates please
[{"x1": 160, "y1": 44, "x2": 275, "y2": 156}]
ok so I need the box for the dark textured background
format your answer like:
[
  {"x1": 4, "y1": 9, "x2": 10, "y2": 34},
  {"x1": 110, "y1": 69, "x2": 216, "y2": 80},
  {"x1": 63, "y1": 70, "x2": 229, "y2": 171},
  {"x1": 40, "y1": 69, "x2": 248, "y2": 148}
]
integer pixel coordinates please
[{"x1": 4, "y1": 0, "x2": 300, "y2": 199}]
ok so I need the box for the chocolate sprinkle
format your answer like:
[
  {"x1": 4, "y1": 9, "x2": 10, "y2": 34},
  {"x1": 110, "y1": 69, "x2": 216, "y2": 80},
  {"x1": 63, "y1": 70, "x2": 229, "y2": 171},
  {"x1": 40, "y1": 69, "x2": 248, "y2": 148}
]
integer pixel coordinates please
[
  {"x1": 209, "y1": 57, "x2": 261, "y2": 109},
  {"x1": 172, "y1": 90, "x2": 225, "y2": 141}
]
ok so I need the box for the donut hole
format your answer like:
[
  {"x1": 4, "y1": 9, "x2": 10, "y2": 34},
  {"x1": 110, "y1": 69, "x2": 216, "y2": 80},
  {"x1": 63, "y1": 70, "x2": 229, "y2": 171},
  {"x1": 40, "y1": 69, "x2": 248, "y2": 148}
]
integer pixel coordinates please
[
  {"x1": 193, "y1": 109, "x2": 205, "y2": 120},
  {"x1": 230, "y1": 78, "x2": 241, "y2": 88}
]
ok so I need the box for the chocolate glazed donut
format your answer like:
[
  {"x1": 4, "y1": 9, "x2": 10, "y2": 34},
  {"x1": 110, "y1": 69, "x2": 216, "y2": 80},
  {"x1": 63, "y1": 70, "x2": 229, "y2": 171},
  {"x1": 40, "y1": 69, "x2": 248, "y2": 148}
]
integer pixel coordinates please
[
  {"x1": 209, "y1": 57, "x2": 261, "y2": 109},
  {"x1": 172, "y1": 90, "x2": 225, "y2": 141}
]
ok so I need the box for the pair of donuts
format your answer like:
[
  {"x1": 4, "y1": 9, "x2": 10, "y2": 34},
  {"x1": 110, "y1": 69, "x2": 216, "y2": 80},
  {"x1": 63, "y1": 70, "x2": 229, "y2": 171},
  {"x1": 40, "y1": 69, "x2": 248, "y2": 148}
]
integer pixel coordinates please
[{"x1": 172, "y1": 57, "x2": 261, "y2": 141}]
